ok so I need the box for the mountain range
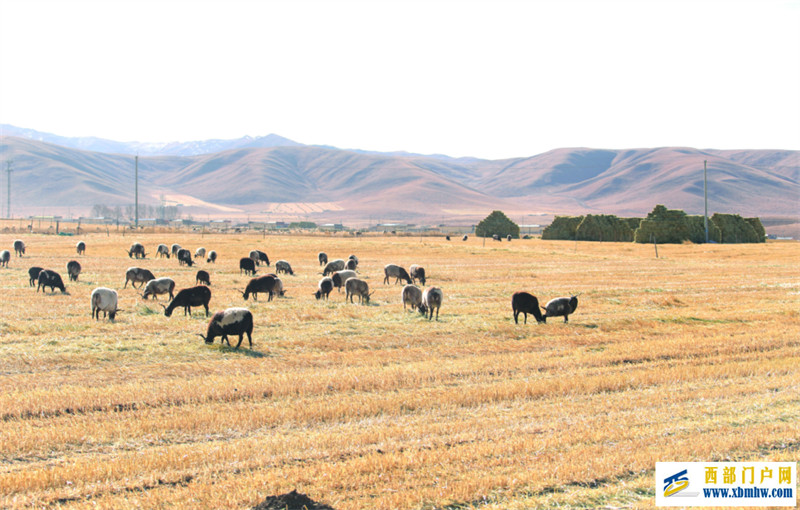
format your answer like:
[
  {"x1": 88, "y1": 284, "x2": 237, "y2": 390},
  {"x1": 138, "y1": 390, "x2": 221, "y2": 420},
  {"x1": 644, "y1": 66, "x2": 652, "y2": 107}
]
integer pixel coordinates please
[{"x1": 0, "y1": 124, "x2": 797, "y2": 228}]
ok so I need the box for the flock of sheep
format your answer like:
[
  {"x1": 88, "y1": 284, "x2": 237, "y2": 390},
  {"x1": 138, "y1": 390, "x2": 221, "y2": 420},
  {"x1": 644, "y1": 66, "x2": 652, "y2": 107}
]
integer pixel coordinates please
[{"x1": 3, "y1": 237, "x2": 578, "y2": 350}]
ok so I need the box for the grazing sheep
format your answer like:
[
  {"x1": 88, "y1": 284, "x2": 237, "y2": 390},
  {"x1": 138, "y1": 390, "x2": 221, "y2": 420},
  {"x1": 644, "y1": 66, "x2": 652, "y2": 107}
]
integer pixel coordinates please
[
  {"x1": 91, "y1": 287, "x2": 119, "y2": 321},
  {"x1": 401, "y1": 284, "x2": 427, "y2": 314},
  {"x1": 322, "y1": 259, "x2": 346, "y2": 276},
  {"x1": 171, "y1": 244, "x2": 182, "y2": 257},
  {"x1": 0, "y1": 250, "x2": 10, "y2": 267},
  {"x1": 511, "y1": 291, "x2": 544, "y2": 324},
  {"x1": 492, "y1": 234, "x2": 501, "y2": 242},
  {"x1": 344, "y1": 258, "x2": 358, "y2": 271},
  {"x1": 275, "y1": 260, "x2": 294, "y2": 275},
  {"x1": 13, "y1": 239, "x2": 25, "y2": 257},
  {"x1": 332, "y1": 270, "x2": 357, "y2": 292},
  {"x1": 206, "y1": 250, "x2": 217, "y2": 263},
  {"x1": 177, "y1": 248, "x2": 194, "y2": 267},
  {"x1": 507, "y1": 235, "x2": 512, "y2": 241},
  {"x1": 66, "y1": 260, "x2": 81, "y2": 282},
  {"x1": 446, "y1": 235, "x2": 451, "y2": 241},
  {"x1": 76, "y1": 241, "x2": 86, "y2": 255},
  {"x1": 126, "y1": 242, "x2": 146, "y2": 259},
  {"x1": 195, "y1": 247, "x2": 206, "y2": 260},
  {"x1": 383, "y1": 264, "x2": 412, "y2": 285},
  {"x1": 124, "y1": 267, "x2": 156, "y2": 289},
  {"x1": 250, "y1": 250, "x2": 269, "y2": 266},
  {"x1": 542, "y1": 296, "x2": 579, "y2": 323},
  {"x1": 142, "y1": 277, "x2": 176, "y2": 300},
  {"x1": 198, "y1": 308, "x2": 253, "y2": 349},
  {"x1": 315, "y1": 277, "x2": 334, "y2": 300},
  {"x1": 38, "y1": 269, "x2": 66, "y2": 294},
  {"x1": 409, "y1": 264, "x2": 426, "y2": 286},
  {"x1": 156, "y1": 244, "x2": 171, "y2": 258},
  {"x1": 239, "y1": 257, "x2": 257, "y2": 275},
  {"x1": 196, "y1": 270, "x2": 211, "y2": 286},
  {"x1": 163, "y1": 286, "x2": 211, "y2": 317},
  {"x1": 422, "y1": 287, "x2": 443, "y2": 321},
  {"x1": 318, "y1": 252, "x2": 328, "y2": 266},
  {"x1": 28, "y1": 266, "x2": 44, "y2": 286},
  {"x1": 242, "y1": 275, "x2": 282, "y2": 301},
  {"x1": 345, "y1": 278, "x2": 372, "y2": 304},
  {"x1": 273, "y1": 277, "x2": 285, "y2": 298},
  {"x1": 462, "y1": 235, "x2": 468, "y2": 241}
]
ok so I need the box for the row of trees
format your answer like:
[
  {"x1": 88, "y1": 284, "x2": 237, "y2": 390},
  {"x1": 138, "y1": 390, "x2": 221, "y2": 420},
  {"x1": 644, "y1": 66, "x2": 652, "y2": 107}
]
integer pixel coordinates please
[
  {"x1": 90, "y1": 204, "x2": 182, "y2": 222},
  {"x1": 539, "y1": 205, "x2": 765, "y2": 244}
]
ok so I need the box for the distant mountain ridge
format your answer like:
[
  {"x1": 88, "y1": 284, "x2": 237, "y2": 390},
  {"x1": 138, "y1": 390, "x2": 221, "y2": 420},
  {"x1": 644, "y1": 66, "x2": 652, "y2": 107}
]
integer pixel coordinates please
[
  {"x1": 0, "y1": 124, "x2": 302, "y2": 156},
  {"x1": 0, "y1": 125, "x2": 797, "y2": 223}
]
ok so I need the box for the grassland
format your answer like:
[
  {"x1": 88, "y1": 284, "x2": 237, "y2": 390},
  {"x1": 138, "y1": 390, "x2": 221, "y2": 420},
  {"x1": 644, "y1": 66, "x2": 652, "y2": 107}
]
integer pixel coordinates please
[{"x1": 0, "y1": 232, "x2": 797, "y2": 509}]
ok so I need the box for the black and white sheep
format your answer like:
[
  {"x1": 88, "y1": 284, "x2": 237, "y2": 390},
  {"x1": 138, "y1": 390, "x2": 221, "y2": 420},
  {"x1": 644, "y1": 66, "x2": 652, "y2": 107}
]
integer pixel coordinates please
[
  {"x1": 409, "y1": 264, "x2": 426, "y2": 286},
  {"x1": 462, "y1": 235, "x2": 468, "y2": 241},
  {"x1": 332, "y1": 270, "x2": 357, "y2": 292},
  {"x1": 141, "y1": 277, "x2": 176, "y2": 300},
  {"x1": 542, "y1": 296, "x2": 579, "y2": 323},
  {"x1": 315, "y1": 277, "x2": 334, "y2": 300},
  {"x1": 206, "y1": 250, "x2": 217, "y2": 263},
  {"x1": 511, "y1": 291, "x2": 544, "y2": 324},
  {"x1": 194, "y1": 247, "x2": 206, "y2": 260},
  {"x1": 384, "y1": 264, "x2": 412, "y2": 285},
  {"x1": 249, "y1": 250, "x2": 270, "y2": 266},
  {"x1": 422, "y1": 287, "x2": 443, "y2": 321},
  {"x1": 124, "y1": 267, "x2": 156, "y2": 289},
  {"x1": 345, "y1": 277, "x2": 372, "y2": 304},
  {"x1": 197, "y1": 308, "x2": 253, "y2": 349},
  {"x1": 275, "y1": 260, "x2": 294, "y2": 275},
  {"x1": 66, "y1": 260, "x2": 82, "y2": 282},
  {"x1": 239, "y1": 257, "x2": 257, "y2": 275},
  {"x1": 177, "y1": 248, "x2": 194, "y2": 267},
  {"x1": 126, "y1": 242, "x2": 146, "y2": 259},
  {"x1": 91, "y1": 287, "x2": 119, "y2": 321},
  {"x1": 344, "y1": 258, "x2": 358, "y2": 271},
  {"x1": 0, "y1": 250, "x2": 11, "y2": 267},
  {"x1": 76, "y1": 241, "x2": 86, "y2": 255},
  {"x1": 156, "y1": 244, "x2": 171, "y2": 258},
  {"x1": 13, "y1": 239, "x2": 25, "y2": 257},
  {"x1": 28, "y1": 266, "x2": 43, "y2": 286},
  {"x1": 38, "y1": 269, "x2": 66, "y2": 294},
  {"x1": 321, "y1": 259, "x2": 345, "y2": 276},
  {"x1": 163, "y1": 286, "x2": 211, "y2": 317}
]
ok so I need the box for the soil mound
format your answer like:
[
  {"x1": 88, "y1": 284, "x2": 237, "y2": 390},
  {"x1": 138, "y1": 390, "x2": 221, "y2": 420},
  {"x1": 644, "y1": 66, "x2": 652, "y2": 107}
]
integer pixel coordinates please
[{"x1": 251, "y1": 490, "x2": 335, "y2": 510}]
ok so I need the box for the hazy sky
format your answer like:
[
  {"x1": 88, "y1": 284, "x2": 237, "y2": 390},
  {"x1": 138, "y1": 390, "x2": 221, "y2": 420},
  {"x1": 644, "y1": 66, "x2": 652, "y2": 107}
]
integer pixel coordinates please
[{"x1": 1, "y1": 0, "x2": 798, "y2": 159}]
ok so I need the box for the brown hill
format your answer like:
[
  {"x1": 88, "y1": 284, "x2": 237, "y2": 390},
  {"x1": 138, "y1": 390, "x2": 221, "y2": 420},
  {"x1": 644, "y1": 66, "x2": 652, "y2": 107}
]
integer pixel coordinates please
[{"x1": 0, "y1": 136, "x2": 796, "y2": 222}]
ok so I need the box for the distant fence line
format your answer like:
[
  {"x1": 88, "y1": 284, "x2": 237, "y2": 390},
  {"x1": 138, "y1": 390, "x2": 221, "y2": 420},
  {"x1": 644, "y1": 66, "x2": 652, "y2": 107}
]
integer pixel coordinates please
[{"x1": 0, "y1": 218, "x2": 488, "y2": 237}]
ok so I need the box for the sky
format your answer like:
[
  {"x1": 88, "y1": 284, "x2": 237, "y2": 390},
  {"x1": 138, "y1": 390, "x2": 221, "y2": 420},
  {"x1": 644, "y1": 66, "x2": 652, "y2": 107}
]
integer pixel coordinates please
[{"x1": 0, "y1": 0, "x2": 798, "y2": 160}]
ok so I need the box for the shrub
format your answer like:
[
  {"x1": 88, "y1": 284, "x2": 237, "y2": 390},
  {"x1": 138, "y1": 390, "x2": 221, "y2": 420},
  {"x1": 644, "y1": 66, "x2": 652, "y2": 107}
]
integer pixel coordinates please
[
  {"x1": 542, "y1": 216, "x2": 584, "y2": 240},
  {"x1": 576, "y1": 214, "x2": 634, "y2": 242},
  {"x1": 476, "y1": 211, "x2": 520, "y2": 239}
]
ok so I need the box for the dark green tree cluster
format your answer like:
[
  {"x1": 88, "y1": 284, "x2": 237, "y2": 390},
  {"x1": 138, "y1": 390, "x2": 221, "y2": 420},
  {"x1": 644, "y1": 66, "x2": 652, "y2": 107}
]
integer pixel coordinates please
[
  {"x1": 476, "y1": 211, "x2": 520, "y2": 239},
  {"x1": 289, "y1": 221, "x2": 318, "y2": 229},
  {"x1": 632, "y1": 206, "x2": 763, "y2": 244},
  {"x1": 711, "y1": 213, "x2": 765, "y2": 243},
  {"x1": 576, "y1": 214, "x2": 635, "y2": 242},
  {"x1": 541, "y1": 216, "x2": 583, "y2": 240}
]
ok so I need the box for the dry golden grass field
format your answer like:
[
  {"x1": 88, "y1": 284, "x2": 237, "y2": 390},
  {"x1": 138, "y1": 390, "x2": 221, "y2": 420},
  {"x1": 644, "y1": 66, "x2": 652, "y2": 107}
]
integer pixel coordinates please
[{"x1": 0, "y1": 232, "x2": 798, "y2": 509}]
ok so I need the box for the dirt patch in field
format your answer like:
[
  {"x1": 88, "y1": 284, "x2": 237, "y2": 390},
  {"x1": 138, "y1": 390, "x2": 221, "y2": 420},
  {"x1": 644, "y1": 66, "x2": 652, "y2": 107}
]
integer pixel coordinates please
[{"x1": 251, "y1": 490, "x2": 336, "y2": 510}]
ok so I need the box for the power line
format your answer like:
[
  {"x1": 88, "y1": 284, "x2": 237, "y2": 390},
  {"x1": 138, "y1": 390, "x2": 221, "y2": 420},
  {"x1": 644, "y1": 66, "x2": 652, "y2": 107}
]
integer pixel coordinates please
[{"x1": 6, "y1": 160, "x2": 12, "y2": 218}]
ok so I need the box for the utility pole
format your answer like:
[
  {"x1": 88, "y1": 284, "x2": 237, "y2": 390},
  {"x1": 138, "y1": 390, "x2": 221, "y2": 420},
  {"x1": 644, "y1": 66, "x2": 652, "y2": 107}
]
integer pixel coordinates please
[
  {"x1": 6, "y1": 160, "x2": 12, "y2": 218},
  {"x1": 134, "y1": 155, "x2": 139, "y2": 229},
  {"x1": 703, "y1": 159, "x2": 709, "y2": 243}
]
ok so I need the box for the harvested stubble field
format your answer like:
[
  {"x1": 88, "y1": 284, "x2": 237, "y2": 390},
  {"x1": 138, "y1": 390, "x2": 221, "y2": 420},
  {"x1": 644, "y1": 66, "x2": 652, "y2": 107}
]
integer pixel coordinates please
[{"x1": 0, "y1": 233, "x2": 798, "y2": 509}]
